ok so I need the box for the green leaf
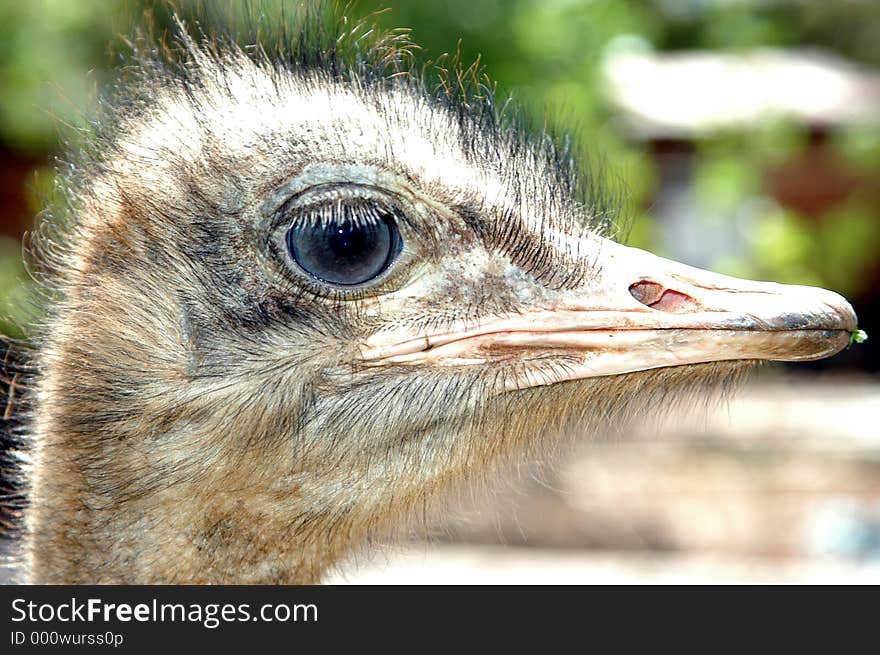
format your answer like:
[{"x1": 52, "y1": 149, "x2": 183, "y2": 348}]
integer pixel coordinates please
[{"x1": 849, "y1": 330, "x2": 868, "y2": 346}]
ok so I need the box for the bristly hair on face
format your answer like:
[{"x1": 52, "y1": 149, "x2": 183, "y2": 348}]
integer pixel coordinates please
[
  {"x1": 0, "y1": 0, "x2": 631, "y2": 548},
  {"x1": 37, "y1": 0, "x2": 628, "y2": 284}
]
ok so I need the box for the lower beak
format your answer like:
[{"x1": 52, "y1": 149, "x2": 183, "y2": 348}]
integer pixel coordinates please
[{"x1": 360, "y1": 240, "x2": 859, "y2": 391}]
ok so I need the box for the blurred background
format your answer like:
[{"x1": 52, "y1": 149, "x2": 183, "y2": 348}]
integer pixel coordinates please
[{"x1": 1, "y1": 0, "x2": 878, "y2": 582}]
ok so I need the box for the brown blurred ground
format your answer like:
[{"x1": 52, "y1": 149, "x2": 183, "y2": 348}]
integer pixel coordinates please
[{"x1": 331, "y1": 372, "x2": 880, "y2": 583}]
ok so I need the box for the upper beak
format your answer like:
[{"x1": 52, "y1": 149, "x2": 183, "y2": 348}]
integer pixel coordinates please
[{"x1": 360, "y1": 238, "x2": 859, "y2": 391}]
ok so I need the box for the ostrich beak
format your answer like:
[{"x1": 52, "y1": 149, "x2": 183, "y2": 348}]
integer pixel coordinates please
[{"x1": 361, "y1": 239, "x2": 859, "y2": 391}]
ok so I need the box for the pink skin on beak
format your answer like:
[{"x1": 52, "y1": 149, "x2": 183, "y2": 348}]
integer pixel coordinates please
[{"x1": 360, "y1": 239, "x2": 859, "y2": 392}]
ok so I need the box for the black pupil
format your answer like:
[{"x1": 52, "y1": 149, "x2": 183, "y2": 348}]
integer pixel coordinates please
[{"x1": 286, "y1": 215, "x2": 397, "y2": 286}]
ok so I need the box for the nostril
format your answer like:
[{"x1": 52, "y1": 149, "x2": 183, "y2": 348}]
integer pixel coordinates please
[
  {"x1": 651, "y1": 289, "x2": 698, "y2": 313},
  {"x1": 629, "y1": 281, "x2": 698, "y2": 313},
  {"x1": 629, "y1": 281, "x2": 664, "y2": 306}
]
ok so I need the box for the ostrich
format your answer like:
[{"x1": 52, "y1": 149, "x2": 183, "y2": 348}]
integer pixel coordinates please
[{"x1": 0, "y1": 9, "x2": 860, "y2": 584}]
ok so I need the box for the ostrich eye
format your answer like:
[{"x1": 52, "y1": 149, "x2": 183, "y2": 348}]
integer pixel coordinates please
[{"x1": 286, "y1": 210, "x2": 402, "y2": 287}]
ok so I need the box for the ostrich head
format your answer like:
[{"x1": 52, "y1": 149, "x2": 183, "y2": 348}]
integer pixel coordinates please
[{"x1": 19, "y1": 11, "x2": 858, "y2": 583}]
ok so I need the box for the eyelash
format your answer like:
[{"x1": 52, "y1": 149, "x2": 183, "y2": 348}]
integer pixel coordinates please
[{"x1": 295, "y1": 197, "x2": 398, "y2": 229}]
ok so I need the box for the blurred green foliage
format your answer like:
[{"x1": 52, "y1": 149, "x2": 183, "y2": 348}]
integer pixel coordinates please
[{"x1": 0, "y1": 0, "x2": 878, "y2": 341}]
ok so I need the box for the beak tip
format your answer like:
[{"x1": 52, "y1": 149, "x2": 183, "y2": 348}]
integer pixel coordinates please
[
  {"x1": 822, "y1": 288, "x2": 859, "y2": 333},
  {"x1": 779, "y1": 284, "x2": 858, "y2": 332}
]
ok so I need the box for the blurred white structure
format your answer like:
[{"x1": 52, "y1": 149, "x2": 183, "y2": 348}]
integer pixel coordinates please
[
  {"x1": 602, "y1": 46, "x2": 880, "y2": 137},
  {"x1": 600, "y1": 45, "x2": 880, "y2": 271}
]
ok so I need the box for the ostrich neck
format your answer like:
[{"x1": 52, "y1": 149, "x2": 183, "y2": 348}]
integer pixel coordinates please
[
  {"x1": 25, "y1": 358, "x2": 367, "y2": 583},
  {"x1": 27, "y1": 429, "x2": 355, "y2": 583}
]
